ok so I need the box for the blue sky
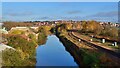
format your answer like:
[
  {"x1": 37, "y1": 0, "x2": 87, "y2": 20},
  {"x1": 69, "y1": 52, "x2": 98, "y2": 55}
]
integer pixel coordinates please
[
  {"x1": 2, "y1": 0, "x2": 120, "y2": 2},
  {"x1": 2, "y1": 2, "x2": 118, "y2": 22}
]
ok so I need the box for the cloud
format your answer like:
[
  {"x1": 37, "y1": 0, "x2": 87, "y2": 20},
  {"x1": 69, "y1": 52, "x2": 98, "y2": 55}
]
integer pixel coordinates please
[
  {"x1": 4, "y1": 12, "x2": 33, "y2": 16},
  {"x1": 32, "y1": 16, "x2": 82, "y2": 21},
  {"x1": 56, "y1": 16, "x2": 82, "y2": 20},
  {"x1": 31, "y1": 16, "x2": 53, "y2": 21},
  {"x1": 39, "y1": 17, "x2": 50, "y2": 19},
  {"x1": 89, "y1": 11, "x2": 118, "y2": 17},
  {"x1": 66, "y1": 10, "x2": 81, "y2": 14},
  {"x1": 81, "y1": 11, "x2": 118, "y2": 22}
]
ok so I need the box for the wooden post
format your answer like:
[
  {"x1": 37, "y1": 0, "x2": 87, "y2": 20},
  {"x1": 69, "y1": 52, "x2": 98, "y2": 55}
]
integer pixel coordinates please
[
  {"x1": 114, "y1": 42, "x2": 117, "y2": 46},
  {"x1": 79, "y1": 39, "x2": 81, "y2": 42},
  {"x1": 90, "y1": 39, "x2": 93, "y2": 41},
  {"x1": 102, "y1": 39, "x2": 105, "y2": 43}
]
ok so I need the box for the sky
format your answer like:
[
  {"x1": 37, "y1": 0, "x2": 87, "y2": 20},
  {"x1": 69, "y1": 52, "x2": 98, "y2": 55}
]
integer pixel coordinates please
[
  {"x1": 1, "y1": 2, "x2": 119, "y2": 22},
  {"x1": 0, "y1": 2, "x2": 2, "y2": 22},
  {"x1": 1, "y1": 0, "x2": 120, "y2": 2}
]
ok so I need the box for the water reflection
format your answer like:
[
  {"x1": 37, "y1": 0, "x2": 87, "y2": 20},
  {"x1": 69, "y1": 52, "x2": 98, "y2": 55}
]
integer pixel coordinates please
[{"x1": 36, "y1": 35, "x2": 78, "y2": 66}]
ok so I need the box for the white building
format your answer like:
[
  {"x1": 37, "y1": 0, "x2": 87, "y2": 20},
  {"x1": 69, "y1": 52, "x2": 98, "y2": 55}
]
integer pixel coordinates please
[
  {"x1": 30, "y1": 27, "x2": 39, "y2": 30},
  {"x1": 10, "y1": 27, "x2": 38, "y2": 31},
  {"x1": 0, "y1": 27, "x2": 8, "y2": 34},
  {"x1": 10, "y1": 27, "x2": 29, "y2": 31}
]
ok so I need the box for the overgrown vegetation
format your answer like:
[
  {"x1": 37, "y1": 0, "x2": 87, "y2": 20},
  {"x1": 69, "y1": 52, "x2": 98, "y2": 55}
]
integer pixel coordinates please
[
  {"x1": 2, "y1": 48, "x2": 36, "y2": 66},
  {"x1": 77, "y1": 21, "x2": 118, "y2": 39},
  {"x1": 9, "y1": 35, "x2": 36, "y2": 56},
  {"x1": 9, "y1": 30, "x2": 25, "y2": 35},
  {"x1": 82, "y1": 51, "x2": 100, "y2": 67},
  {"x1": 37, "y1": 25, "x2": 53, "y2": 45},
  {"x1": 2, "y1": 31, "x2": 37, "y2": 66},
  {"x1": 28, "y1": 33, "x2": 37, "y2": 43},
  {"x1": 54, "y1": 23, "x2": 119, "y2": 67},
  {"x1": 2, "y1": 25, "x2": 53, "y2": 66},
  {"x1": 2, "y1": 21, "x2": 119, "y2": 67},
  {"x1": 38, "y1": 33, "x2": 47, "y2": 45}
]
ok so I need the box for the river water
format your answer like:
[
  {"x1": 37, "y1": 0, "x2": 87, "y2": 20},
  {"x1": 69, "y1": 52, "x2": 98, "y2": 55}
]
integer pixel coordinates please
[{"x1": 36, "y1": 35, "x2": 78, "y2": 66}]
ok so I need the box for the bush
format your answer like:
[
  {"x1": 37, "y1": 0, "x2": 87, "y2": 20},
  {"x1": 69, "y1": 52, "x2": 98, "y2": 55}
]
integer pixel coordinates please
[
  {"x1": 2, "y1": 48, "x2": 36, "y2": 66},
  {"x1": 38, "y1": 32, "x2": 47, "y2": 45},
  {"x1": 100, "y1": 26, "x2": 118, "y2": 38},
  {"x1": 10, "y1": 30, "x2": 25, "y2": 35},
  {"x1": 28, "y1": 34, "x2": 37, "y2": 43},
  {"x1": 2, "y1": 49, "x2": 22, "y2": 66},
  {"x1": 7, "y1": 35, "x2": 36, "y2": 58},
  {"x1": 3, "y1": 34, "x2": 37, "y2": 66},
  {"x1": 82, "y1": 51, "x2": 100, "y2": 67}
]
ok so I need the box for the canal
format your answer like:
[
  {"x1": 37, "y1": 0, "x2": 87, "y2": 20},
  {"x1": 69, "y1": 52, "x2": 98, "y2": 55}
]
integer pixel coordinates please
[{"x1": 36, "y1": 35, "x2": 78, "y2": 66}]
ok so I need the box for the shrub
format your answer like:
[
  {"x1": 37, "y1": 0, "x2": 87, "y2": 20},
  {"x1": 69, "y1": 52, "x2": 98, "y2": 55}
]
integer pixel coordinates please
[
  {"x1": 2, "y1": 48, "x2": 22, "y2": 66},
  {"x1": 10, "y1": 30, "x2": 25, "y2": 35},
  {"x1": 82, "y1": 51, "x2": 100, "y2": 67},
  {"x1": 38, "y1": 32, "x2": 47, "y2": 45},
  {"x1": 2, "y1": 48, "x2": 36, "y2": 66}
]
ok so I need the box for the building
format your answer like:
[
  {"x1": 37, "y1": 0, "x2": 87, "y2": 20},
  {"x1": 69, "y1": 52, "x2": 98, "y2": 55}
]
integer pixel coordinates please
[{"x1": 0, "y1": 27, "x2": 8, "y2": 34}]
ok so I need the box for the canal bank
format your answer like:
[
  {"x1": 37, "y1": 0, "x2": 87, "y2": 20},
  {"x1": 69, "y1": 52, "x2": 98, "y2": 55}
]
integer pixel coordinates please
[
  {"x1": 53, "y1": 24, "x2": 120, "y2": 67},
  {"x1": 55, "y1": 33, "x2": 83, "y2": 67},
  {"x1": 51, "y1": 25, "x2": 83, "y2": 67}
]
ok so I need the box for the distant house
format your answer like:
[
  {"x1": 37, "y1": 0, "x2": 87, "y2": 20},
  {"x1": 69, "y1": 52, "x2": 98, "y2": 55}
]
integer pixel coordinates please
[
  {"x1": 10, "y1": 27, "x2": 29, "y2": 31},
  {"x1": 10, "y1": 27, "x2": 38, "y2": 31},
  {"x1": 30, "y1": 27, "x2": 39, "y2": 30}
]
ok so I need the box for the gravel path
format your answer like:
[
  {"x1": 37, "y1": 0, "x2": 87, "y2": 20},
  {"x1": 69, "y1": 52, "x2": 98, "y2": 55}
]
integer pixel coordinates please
[{"x1": 69, "y1": 32, "x2": 120, "y2": 58}]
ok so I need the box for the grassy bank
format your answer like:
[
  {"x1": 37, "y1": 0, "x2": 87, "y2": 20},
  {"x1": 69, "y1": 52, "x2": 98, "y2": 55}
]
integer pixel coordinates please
[
  {"x1": 2, "y1": 35, "x2": 37, "y2": 66},
  {"x1": 53, "y1": 23, "x2": 119, "y2": 67},
  {"x1": 2, "y1": 25, "x2": 53, "y2": 67},
  {"x1": 56, "y1": 32, "x2": 102, "y2": 67}
]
